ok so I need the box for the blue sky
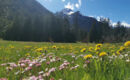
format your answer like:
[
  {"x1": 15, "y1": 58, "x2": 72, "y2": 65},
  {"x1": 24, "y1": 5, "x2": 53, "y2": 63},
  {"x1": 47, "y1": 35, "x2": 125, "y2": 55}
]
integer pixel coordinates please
[{"x1": 37, "y1": 0, "x2": 130, "y2": 27}]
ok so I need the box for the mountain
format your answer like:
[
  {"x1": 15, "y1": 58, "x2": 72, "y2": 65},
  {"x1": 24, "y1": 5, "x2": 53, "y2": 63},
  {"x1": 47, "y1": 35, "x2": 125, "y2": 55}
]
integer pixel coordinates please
[
  {"x1": 56, "y1": 8, "x2": 98, "y2": 31},
  {"x1": 0, "y1": 0, "x2": 53, "y2": 36},
  {"x1": 0, "y1": 0, "x2": 52, "y2": 17},
  {"x1": 0, "y1": 0, "x2": 78, "y2": 42}
]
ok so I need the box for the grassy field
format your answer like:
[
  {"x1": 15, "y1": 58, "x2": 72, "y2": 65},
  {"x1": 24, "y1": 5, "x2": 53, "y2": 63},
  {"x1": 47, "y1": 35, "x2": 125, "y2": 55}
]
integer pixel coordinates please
[{"x1": 0, "y1": 40, "x2": 130, "y2": 80}]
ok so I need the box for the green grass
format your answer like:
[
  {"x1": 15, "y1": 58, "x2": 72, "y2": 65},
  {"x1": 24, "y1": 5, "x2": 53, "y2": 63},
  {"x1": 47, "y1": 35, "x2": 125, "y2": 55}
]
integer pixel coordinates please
[{"x1": 0, "y1": 40, "x2": 130, "y2": 80}]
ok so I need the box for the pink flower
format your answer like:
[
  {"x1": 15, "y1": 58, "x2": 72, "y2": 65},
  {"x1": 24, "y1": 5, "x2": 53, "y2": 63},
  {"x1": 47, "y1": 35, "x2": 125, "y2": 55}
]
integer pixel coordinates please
[
  {"x1": 9, "y1": 63, "x2": 17, "y2": 68},
  {"x1": 1, "y1": 63, "x2": 7, "y2": 66},
  {"x1": 0, "y1": 78, "x2": 8, "y2": 80},
  {"x1": 46, "y1": 61, "x2": 50, "y2": 65},
  {"x1": 20, "y1": 63, "x2": 26, "y2": 67},
  {"x1": 50, "y1": 78, "x2": 55, "y2": 80},
  {"x1": 35, "y1": 63, "x2": 41, "y2": 67},
  {"x1": 49, "y1": 68, "x2": 56, "y2": 73},
  {"x1": 25, "y1": 66, "x2": 32, "y2": 71},
  {"x1": 29, "y1": 76, "x2": 38, "y2": 80},
  {"x1": 38, "y1": 75, "x2": 43, "y2": 79}
]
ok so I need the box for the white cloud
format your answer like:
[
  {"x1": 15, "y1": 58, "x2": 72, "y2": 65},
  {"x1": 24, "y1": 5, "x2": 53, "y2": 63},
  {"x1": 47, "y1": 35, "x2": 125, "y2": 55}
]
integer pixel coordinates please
[
  {"x1": 64, "y1": 0, "x2": 82, "y2": 10},
  {"x1": 75, "y1": 3, "x2": 80, "y2": 8},
  {"x1": 78, "y1": 0, "x2": 82, "y2": 6},
  {"x1": 111, "y1": 21, "x2": 130, "y2": 28},
  {"x1": 75, "y1": 0, "x2": 82, "y2": 9},
  {"x1": 65, "y1": 2, "x2": 74, "y2": 10},
  {"x1": 62, "y1": 0, "x2": 65, "y2": 2},
  {"x1": 121, "y1": 22, "x2": 130, "y2": 27}
]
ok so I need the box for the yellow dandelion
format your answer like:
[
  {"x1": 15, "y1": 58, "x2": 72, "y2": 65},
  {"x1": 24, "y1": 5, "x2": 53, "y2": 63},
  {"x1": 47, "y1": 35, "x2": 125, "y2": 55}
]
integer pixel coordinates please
[
  {"x1": 24, "y1": 46, "x2": 31, "y2": 49},
  {"x1": 96, "y1": 44, "x2": 102, "y2": 47},
  {"x1": 88, "y1": 47, "x2": 93, "y2": 52},
  {"x1": 80, "y1": 48, "x2": 86, "y2": 52},
  {"x1": 52, "y1": 45, "x2": 57, "y2": 49},
  {"x1": 36, "y1": 48, "x2": 43, "y2": 52},
  {"x1": 124, "y1": 41, "x2": 130, "y2": 47},
  {"x1": 99, "y1": 52, "x2": 107, "y2": 57},
  {"x1": 10, "y1": 46, "x2": 14, "y2": 49},
  {"x1": 116, "y1": 50, "x2": 121, "y2": 55},
  {"x1": 84, "y1": 54, "x2": 93, "y2": 59},
  {"x1": 120, "y1": 46, "x2": 125, "y2": 51},
  {"x1": 95, "y1": 47, "x2": 100, "y2": 51},
  {"x1": 25, "y1": 53, "x2": 30, "y2": 56}
]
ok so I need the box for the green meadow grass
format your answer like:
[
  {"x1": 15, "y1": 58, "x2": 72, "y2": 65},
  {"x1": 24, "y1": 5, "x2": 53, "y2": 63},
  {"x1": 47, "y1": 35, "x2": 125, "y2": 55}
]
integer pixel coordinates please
[{"x1": 0, "y1": 40, "x2": 130, "y2": 80}]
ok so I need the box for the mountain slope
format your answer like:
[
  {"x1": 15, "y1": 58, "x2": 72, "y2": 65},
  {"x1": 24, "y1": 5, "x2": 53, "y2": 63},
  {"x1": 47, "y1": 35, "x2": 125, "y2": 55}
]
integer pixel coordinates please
[
  {"x1": 56, "y1": 8, "x2": 98, "y2": 31},
  {"x1": 0, "y1": 0, "x2": 53, "y2": 37}
]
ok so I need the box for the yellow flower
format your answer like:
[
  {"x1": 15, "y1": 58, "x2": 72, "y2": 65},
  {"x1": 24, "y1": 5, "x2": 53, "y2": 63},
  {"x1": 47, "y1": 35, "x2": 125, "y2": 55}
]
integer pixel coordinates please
[
  {"x1": 84, "y1": 54, "x2": 93, "y2": 59},
  {"x1": 95, "y1": 47, "x2": 100, "y2": 51},
  {"x1": 10, "y1": 46, "x2": 14, "y2": 49},
  {"x1": 36, "y1": 48, "x2": 43, "y2": 52},
  {"x1": 80, "y1": 48, "x2": 86, "y2": 52},
  {"x1": 96, "y1": 44, "x2": 102, "y2": 47},
  {"x1": 116, "y1": 50, "x2": 121, "y2": 55},
  {"x1": 124, "y1": 41, "x2": 130, "y2": 47},
  {"x1": 99, "y1": 52, "x2": 107, "y2": 57},
  {"x1": 88, "y1": 47, "x2": 93, "y2": 52},
  {"x1": 52, "y1": 45, "x2": 57, "y2": 49},
  {"x1": 120, "y1": 46, "x2": 125, "y2": 51},
  {"x1": 24, "y1": 46, "x2": 31, "y2": 49},
  {"x1": 25, "y1": 53, "x2": 30, "y2": 56}
]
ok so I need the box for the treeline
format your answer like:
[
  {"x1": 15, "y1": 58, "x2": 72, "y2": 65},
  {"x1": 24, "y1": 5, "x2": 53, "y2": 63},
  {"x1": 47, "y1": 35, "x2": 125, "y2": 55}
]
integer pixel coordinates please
[
  {"x1": 0, "y1": 15, "x2": 129, "y2": 43},
  {"x1": 2, "y1": 15, "x2": 85, "y2": 42},
  {"x1": 88, "y1": 18, "x2": 130, "y2": 43}
]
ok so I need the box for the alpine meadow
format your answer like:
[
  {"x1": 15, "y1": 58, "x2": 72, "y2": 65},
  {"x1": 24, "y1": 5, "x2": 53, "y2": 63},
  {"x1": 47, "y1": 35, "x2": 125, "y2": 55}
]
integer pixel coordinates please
[{"x1": 0, "y1": 0, "x2": 130, "y2": 80}]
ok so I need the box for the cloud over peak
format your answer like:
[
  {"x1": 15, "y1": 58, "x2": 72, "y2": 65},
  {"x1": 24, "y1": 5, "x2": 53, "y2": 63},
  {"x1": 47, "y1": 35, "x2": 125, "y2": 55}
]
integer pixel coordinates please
[{"x1": 64, "y1": 0, "x2": 82, "y2": 10}]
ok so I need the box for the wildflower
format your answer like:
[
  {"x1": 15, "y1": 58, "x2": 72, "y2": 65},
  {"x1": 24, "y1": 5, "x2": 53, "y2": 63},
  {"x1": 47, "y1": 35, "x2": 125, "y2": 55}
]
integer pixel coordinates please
[
  {"x1": 9, "y1": 63, "x2": 17, "y2": 68},
  {"x1": 124, "y1": 41, "x2": 130, "y2": 47},
  {"x1": 96, "y1": 44, "x2": 102, "y2": 47},
  {"x1": 25, "y1": 67, "x2": 32, "y2": 71},
  {"x1": 6, "y1": 67, "x2": 13, "y2": 71},
  {"x1": 70, "y1": 65, "x2": 79, "y2": 70},
  {"x1": 50, "y1": 78, "x2": 55, "y2": 80},
  {"x1": 29, "y1": 76, "x2": 38, "y2": 80},
  {"x1": 35, "y1": 63, "x2": 41, "y2": 67},
  {"x1": 24, "y1": 46, "x2": 31, "y2": 49},
  {"x1": 59, "y1": 61, "x2": 70, "y2": 70},
  {"x1": 52, "y1": 45, "x2": 56, "y2": 49},
  {"x1": 116, "y1": 50, "x2": 121, "y2": 55},
  {"x1": 48, "y1": 68, "x2": 56, "y2": 73},
  {"x1": 25, "y1": 53, "x2": 30, "y2": 57},
  {"x1": 88, "y1": 47, "x2": 93, "y2": 52},
  {"x1": 39, "y1": 71, "x2": 44, "y2": 75},
  {"x1": 95, "y1": 47, "x2": 100, "y2": 51},
  {"x1": 84, "y1": 54, "x2": 92, "y2": 59},
  {"x1": 46, "y1": 61, "x2": 50, "y2": 65},
  {"x1": 36, "y1": 48, "x2": 43, "y2": 52},
  {"x1": 80, "y1": 48, "x2": 86, "y2": 52},
  {"x1": 0, "y1": 78, "x2": 8, "y2": 80},
  {"x1": 99, "y1": 52, "x2": 107, "y2": 57},
  {"x1": 10, "y1": 46, "x2": 14, "y2": 49},
  {"x1": 85, "y1": 60, "x2": 90, "y2": 64},
  {"x1": 120, "y1": 46, "x2": 125, "y2": 51}
]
